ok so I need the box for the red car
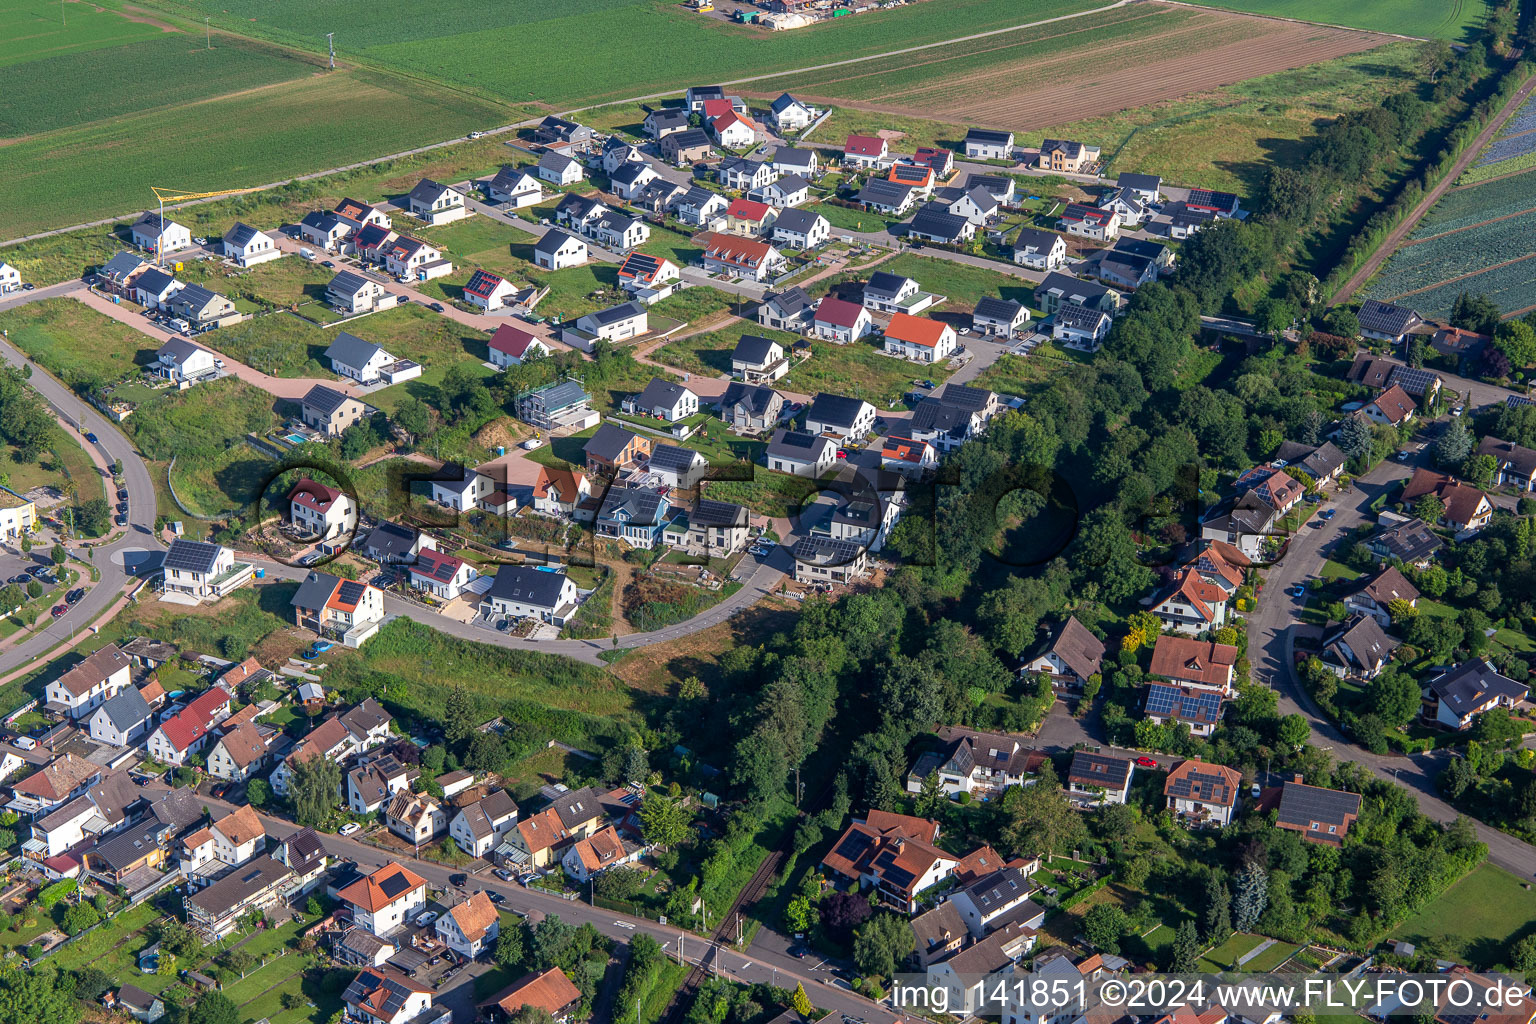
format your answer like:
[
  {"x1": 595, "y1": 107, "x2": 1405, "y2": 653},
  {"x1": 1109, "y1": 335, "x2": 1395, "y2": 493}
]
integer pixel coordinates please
[
  {"x1": 1134, "y1": 756, "x2": 1159, "y2": 769},
  {"x1": 51, "y1": 604, "x2": 67, "y2": 618}
]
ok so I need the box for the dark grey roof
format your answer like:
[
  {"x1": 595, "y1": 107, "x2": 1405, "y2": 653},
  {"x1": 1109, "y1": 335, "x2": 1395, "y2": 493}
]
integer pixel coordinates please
[
  {"x1": 773, "y1": 174, "x2": 810, "y2": 193},
  {"x1": 1387, "y1": 364, "x2": 1441, "y2": 397},
  {"x1": 483, "y1": 566, "x2": 570, "y2": 609},
  {"x1": 1067, "y1": 751, "x2": 1132, "y2": 788},
  {"x1": 135, "y1": 267, "x2": 177, "y2": 294},
  {"x1": 857, "y1": 178, "x2": 915, "y2": 206},
  {"x1": 584, "y1": 422, "x2": 641, "y2": 461},
  {"x1": 117, "y1": 985, "x2": 160, "y2": 1012},
  {"x1": 324, "y1": 330, "x2": 384, "y2": 367},
  {"x1": 973, "y1": 297, "x2": 1024, "y2": 323},
  {"x1": 965, "y1": 173, "x2": 1013, "y2": 194},
  {"x1": 1055, "y1": 303, "x2": 1110, "y2": 330},
  {"x1": 554, "y1": 193, "x2": 605, "y2": 221},
  {"x1": 763, "y1": 286, "x2": 812, "y2": 315},
  {"x1": 806, "y1": 392, "x2": 869, "y2": 429},
  {"x1": 773, "y1": 208, "x2": 823, "y2": 235},
  {"x1": 677, "y1": 185, "x2": 723, "y2": 211},
  {"x1": 1012, "y1": 227, "x2": 1060, "y2": 253},
  {"x1": 733, "y1": 335, "x2": 781, "y2": 365},
  {"x1": 1323, "y1": 614, "x2": 1398, "y2": 672},
  {"x1": 865, "y1": 270, "x2": 911, "y2": 298},
  {"x1": 538, "y1": 151, "x2": 580, "y2": 173},
  {"x1": 89, "y1": 824, "x2": 166, "y2": 871},
  {"x1": 361, "y1": 521, "x2": 420, "y2": 559},
  {"x1": 964, "y1": 185, "x2": 998, "y2": 210},
  {"x1": 278, "y1": 826, "x2": 328, "y2": 871},
  {"x1": 600, "y1": 485, "x2": 665, "y2": 526},
  {"x1": 1430, "y1": 659, "x2": 1527, "y2": 716},
  {"x1": 770, "y1": 93, "x2": 805, "y2": 114},
  {"x1": 96, "y1": 686, "x2": 152, "y2": 734},
  {"x1": 535, "y1": 228, "x2": 585, "y2": 256},
  {"x1": 720, "y1": 381, "x2": 781, "y2": 416},
  {"x1": 171, "y1": 283, "x2": 225, "y2": 314},
  {"x1": 1116, "y1": 172, "x2": 1161, "y2": 192},
  {"x1": 150, "y1": 787, "x2": 204, "y2": 831},
  {"x1": 908, "y1": 202, "x2": 969, "y2": 242},
  {"x1": 1370, "y1": 519, "x2": 1442, "y2": 562},
  {"x1": 792, "y1": 535, "x2": 863, "y2": 566},
  {"x1": 157, "y1": 338, "x2": 206, "y2": 363},
  {"x1": 291, "y1": 570, "x2": 343, "y2": 611},
  {"x1": 342, "y1": 967, "x2": 427, "y2": 1019},
  {"x1": 1035, "y1": 272, "x2": 1114, "y2": 306},
  {"x1": 692, "y1": 498, "x2": 747, "y2": 528},
  {"x1": 774, "y1": 147, "x2": 816, "y2": 168},
  {"x1": 766, "y1": 428, "x2": 833, "y2": 461},
  {"x1": 634, "y1": 377, "x2": 694, "y2": 409},
  {"x1": 719, "y1": 156, "x2": 759, "y2": 175},
  {"x1": 1359, "y1": 298, "x2": 1420, "y2": 336},
  {"x1": 327, "y1": 270, "x2": 372, "y2": 299},
  {"x1": 910, "y1": 398, "x2": 971, "y2": 438},
  {"x1": 300, "y1": 210, "x2": 342, "y2": 232},
  {"x1": 648, "y1": 107, "x2": 689, "y2": 127},
  {"x1": 610, "y1": 162, "x2": 651, "y2": 187},
  {"x1": 490, "y1": 165, "x2": 537, "y2": 191},
  {"x1": 1112, "y1": 236, "x2": 1170, "y2": 261},
  {"x1": 649, "y1": 444, "x2": 704, "y2": 473},
  {"x1": 224, "y1": 222, "x2": 264, "y2": 248},
  {"x1": 548, "y1": 785, "x2": 605, "y2": 829},
  {"x1": 594, "y1": 210, "x2": 640, "y2": 235},
  {"x1": 1276, "y1": 781, "x2": 1360, "y2": 830},
  {"x1": 585, "y1": 301, "x2": 644, "y2": 327},
  {"x1": 163, "y1": 538, "x2": 223, "y2": 575},
  {"x1": 101, "y1": 251, "x2": 146, "y2": 279},
  {"x1": 302, "y1": 384, "x2": 351, "y2": 416},
  {"x1": 965, "y1": 128, "x2": 1013, "y2": 145},
  {"x1": 409, "y1": 178, "x2": 454, "y2": 205},
  {"x1": 667, "y1": 128, "x2": 711, "y2": 150}
]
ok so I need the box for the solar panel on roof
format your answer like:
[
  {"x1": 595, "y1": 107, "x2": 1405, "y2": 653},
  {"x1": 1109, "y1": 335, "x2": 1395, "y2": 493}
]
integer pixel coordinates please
[
  {"x1": 337, "y1": 581, "x2": 366, "y2": 606},
  {"x1": 163, "y1": 540, "x2": 221, "y2": 573}
]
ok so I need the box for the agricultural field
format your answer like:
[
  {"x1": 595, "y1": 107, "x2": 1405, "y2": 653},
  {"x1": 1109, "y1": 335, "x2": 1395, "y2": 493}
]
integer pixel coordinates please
[
  {"x1": 0, "y1": 0, "x2": 165, "y2": 66},
  {"x1": 1459, "y1": 94, "x2": 1536, "y2": 184},
  {"x1": 1184, "y1": 0, "x2": 1490, "y2": 41},
  {"x1": 750, "y1": 4, "x2": 1390, "y2": 139},
  {"x1": 136, "y1": 0, "x2": 1108, "y2": 107},
  {"x1": 1365, "y1": 167, "x2": 1536, "y2": 319}
]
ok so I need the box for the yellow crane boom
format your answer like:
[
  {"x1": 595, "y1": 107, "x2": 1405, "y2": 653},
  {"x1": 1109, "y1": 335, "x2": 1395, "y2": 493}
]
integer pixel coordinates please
[{"x1": 149, "y1": 185, "x2": 259, "y2": 265}]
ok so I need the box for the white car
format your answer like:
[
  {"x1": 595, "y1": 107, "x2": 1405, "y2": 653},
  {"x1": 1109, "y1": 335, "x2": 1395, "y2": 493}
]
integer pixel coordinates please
[
  {"x1": 520, "y1": 438, "x2": 544, "y2": 450},
  {"x1": 13, "y1": 736, "x2": 35, "y2": 751},
  {"x1": 338, "y1": 822, "x2": 362, "y2": 836},
  {"x1": 415, "y1": 911, "x2": 438, "y2": 927}
]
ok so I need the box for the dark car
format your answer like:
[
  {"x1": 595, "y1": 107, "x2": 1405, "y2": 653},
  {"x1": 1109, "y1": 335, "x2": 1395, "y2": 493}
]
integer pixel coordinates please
[
  {"x1": 85, "y1": 432, "x2": 98, "y2": 444},
  {"x1": 51, "y1": 604, "x2": 66, "y2": 618},
  {"x1": 7, "y1": 575, "x2": 27, "y2": 585},
  {"x1": 117, "y1": 488, "x2": 129, "y2": 500},
  {"x1": 115, "y1": 513, "x2": 127, "y2": 526},
  {"x1": 449, "y1": 873, "x2": 468, "y2": 888},
  {"x1": 117, "y1": 502, "x2": 128, "y2": 513},
  {"x1": 322, "y1": 261, "x2": 335, "y2": 268},
  {"x1": 487, "y1": 890, "x2": 504, "y2": 904},
  {"x1": 429, "y1": 302, "x2": 445, "y2": 313},
  {"x1": 66, "y1": 589, "x2": 83, "y2": 604}
]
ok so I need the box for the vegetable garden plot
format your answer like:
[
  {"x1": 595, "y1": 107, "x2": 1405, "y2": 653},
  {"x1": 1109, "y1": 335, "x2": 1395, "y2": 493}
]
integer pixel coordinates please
[
  {"x1": 1476, "y1": 130, "x2": 1536, "y2": 166},
  {"x1": 1372, "y1": 211, "x2": 1536, "y2": 297},
  {"x1": 1380, "y1": 257, "x2": 1536, "y2": 319},
  {"x1": 1413, "y1": 169, "x2": 1536, "y2": 237},
  {"x1": 1498, "y1": 94, "x2": 1536, "y2": 137}
]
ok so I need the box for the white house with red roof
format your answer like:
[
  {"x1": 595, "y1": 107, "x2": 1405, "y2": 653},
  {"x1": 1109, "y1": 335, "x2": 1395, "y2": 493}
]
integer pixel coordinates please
[
  {"x1": 700, "y1": 233, "x2": 784, "y2": 282},
  {"x1": 1234, "y1": 465, "x2": 1304, "y2": 514},
  {"x1": 710, "y1": 110, "x2": 758, "y2": 149},
  {"x1": 288, "y1": 477, "x2": 357, "y2": 543},
  {"x1": 532, "y1": 467, "x2": 592, "y2": 517},
  {"x1": 463, "y1": 270, "x2": 519, "y2": 312},
  {"x1": 882, "y1": 312, "x2": 956, "y2": 363},
  {"x1": 408, "y1": 548, "x2": 479, "y2": 601},
  {"x1": 725, "y1": 198, "x2": 776, "y2": 237},
  {"x1": 1059, "y1": 203, "x2": 1120, "y2": 240},
  {"x1": 1148, "y1": 635, "x2": 1240, "y2": 695},
  {"x1": 813, "y1": 296, "x2": 874, "y2": 343},
  {"x1": 338, "y1": 863, "x2": 428, "y2": 937},
  {"x1": 1149, "y1": 568, "x2": 1231, "y2": 634},
  {"x1": 616, "y1": 251, "x2": 681, "y2": 304},
  {"x1": 487, "y1": 324, "x2": 550, "y2": 369},
  {"x1": 843, "y1": 134, "x2": 891, "y2": 169},
  {"x1": 146, "y1": 685, "x2": 233, "y2": 765}
]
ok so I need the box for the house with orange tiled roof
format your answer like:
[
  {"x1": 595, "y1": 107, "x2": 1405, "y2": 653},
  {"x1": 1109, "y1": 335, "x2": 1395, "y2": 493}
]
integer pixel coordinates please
[
  {"x1": 1164, "y1": 759, "x2": 1241, "y2": 827},
  {"x1": 211, "y1": 804, "x2": 266, "y2": 866},
  {"x1": 206, "y1": 721, "x2": 270, "y2": 782},
  {"x1": 1402, "y1": 467, "x2": 1494, "y2": 538},
  {"x1": 820, "y1": 810, "x2": 955, "y2": 913},
  {"x1": 1361, "y1": 383, "x2": 1416, "y2": 427},
  {"x1": 880, "y1": 435, "x2": 938, "y2": 477},
  {"x1": 561, "y1": 825, "x2": 638, "y2": 883},
  {"x1": 338, "y1": 862, "x2": 428, "y2": 937},
  {"x1": 479, "y1": 967, "x2": 583, "y2": 1023},
  {"x1": 882, "y1": 312, "x2": 956, "y2": 363},
  {"x1": 1188, "y1": 542, "x2": 1248, "y2": 596},
  {"x1": 1148, "y1": 568, "x2": 1231, "y2": 634},
  {"x1": 436, "y1": 891, "x2": 500, "y2": 958},
  {"x1": 532, "y1": 466, "x2": 592, "y2": 518},
  {"x1": 507, "y1": 807, "x2": 572, "y2": 869},
  {"x1": 290, "y1": 570, "x2": 386, "y2": 647},
  {"x1": 1232, "y1": 465, "x2": 1304, "y2": 514},
  {"x1": 1148, "y1": 635, "x2": 1240, "y2": 695}
]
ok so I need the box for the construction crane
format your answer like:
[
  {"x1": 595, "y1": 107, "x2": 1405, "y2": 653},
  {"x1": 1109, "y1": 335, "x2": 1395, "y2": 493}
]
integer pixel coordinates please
[{"x1": 148, "y1": 185, "x2": 259, "y2": 265}]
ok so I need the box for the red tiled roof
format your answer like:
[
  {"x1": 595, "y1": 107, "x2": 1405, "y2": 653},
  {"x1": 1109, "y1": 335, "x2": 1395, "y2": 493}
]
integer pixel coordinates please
[
  {"x1": 1368, "y1": 384, "x2": 1416, "y2": 424},
  {"x1": 885, "y1": 312, "x2": 950, "y2": 348},
  {"x1": 815, "y1": 295, "x2": 866, "y2": 328},
  {"x1": 702, "y1": 232, "x2": 775, "y2": 269},
  {"x1": 338, "y1": 862, "x2": 426, "y2": 913},
  {"x1": 289, "y1": 477, "x2": 343, "y2": 513},
  {"x1": 1148, "y1": 635, "x2": 1239, "y2": 688},
  {"x1": 157, "y1": 686, "x2": 232, "y2": 753},
  {"x1": 488, "y1": 324, "x2": 542, "y2": 358},
  {"x1": 726, "y1": 198, "x2": 771, "y2": 221},
  {"x1": 535, "y1": 467, "x2": 585, "y2": 500},
  {"x1": 483, "y1": 968, "x2": 582, "y2": 1018},
  {"x1": 881, "y1": 436, "x2": 929, "y2": 463},
  {"x1": 845, "y1": 134, "x2": 885, "y2": 156},
  {"x1": 700, "y1": 98, "x2": 735, "y2": 119}
]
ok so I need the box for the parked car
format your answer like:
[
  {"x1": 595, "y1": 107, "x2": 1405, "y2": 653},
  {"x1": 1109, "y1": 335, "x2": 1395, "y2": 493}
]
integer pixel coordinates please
[
  {"x1": 1134, "y1": 756, "x2": 1158, "y2": 768},
  {"x1": 115, "y1": 514, "x2": 127, "y2": 526},
  {"x1": 1319, "y1": 508, "x2": 1336, "y2": 520},
  {"x1": 415, "y1": 911, "x2": 438, "y2": 927},
  {"x1": 429, "y1": 303, "x2": 445, "y2": 313},
  {"x1": 117, "y1": 488, "x2": 129, "y2": 500},
  {"x1": 51, "y1": 604, "x2": 66, "y2": 618},
  {"x1": 494, "y1": 868, "x2": 516, "y2": 882},
  {"x1": 66, "y1": 589, "x2": 83, "y2": 604},
  {"x1": 521, "y1": 438, "x2": 544, "y2": 450},
  {"x1": 487, "y1": 891, "x2": 504, "y2": 904},
  {"x1": 85, "y1": 432, "x2": 99, "y2": 444},
  {"x1": 7, "y1": 574, "x2": 28, "y2": 584},
  {"x1": 449, "y1": 873, "x2": 468, "y2": 888},
  {"x1": 13, "y1": 737, "x2": 36, "y2": 751},
  {"x1": 338, "y1": 823, "x2": 362, "y2": 836}
]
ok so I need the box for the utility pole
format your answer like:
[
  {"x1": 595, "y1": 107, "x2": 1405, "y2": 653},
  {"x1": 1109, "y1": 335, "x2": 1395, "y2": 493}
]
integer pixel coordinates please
[
  {"x1": 326, "y1": 32, "x2": 336, "y2": 70},
  {"x1": 60, "y1": 0, "x2": 65, "y2": 26},
  {"x1": 205, "y1": 17, "x2": 211, "y2": 48}
]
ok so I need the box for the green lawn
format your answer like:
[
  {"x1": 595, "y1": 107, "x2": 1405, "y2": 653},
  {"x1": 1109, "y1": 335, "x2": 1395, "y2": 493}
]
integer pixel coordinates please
[
  {"x1": 1196, "y1": 932, "x2": 1267, "y2": 972},
  {"x1": 0, "y1": 298, "x2": 156, "y2": 391},
  {"x1": 811, "y1": 201, "x2": 904, "y2": 235},
  {"x1": 1184, "y1": 0, "x2": 1488, "y2": 40},
  {"x1": 973, "y1": 342, "x2": 1089, "y2": 400},
  {"x1": 817, "y1": 252, "x2": 1037, "y2": 312},
  {"x1": 1242, "y1": 941, "x2": 1301, "y2": 972},
  {"x1": 1392, "y1": 863, "x2": 1536, "y2": 968}
]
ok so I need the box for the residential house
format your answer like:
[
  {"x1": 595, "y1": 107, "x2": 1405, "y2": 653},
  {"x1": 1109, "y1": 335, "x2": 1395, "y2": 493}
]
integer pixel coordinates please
[
  {"x1": 114, "y1": 986, "x2": 165, "y2": 1024},
  {"x1": 131, "y1": 213, "x2": 191, "y2": 254},
  {"x1": 700, "y1": 233, "x2": 784, "y2": 282},
  {"x1": 1059, "y1": 203, "x2": 1120, "y2": 240},
  {"x1": 1272, "y1": 440, "x2": 1347, "y2": 487},
  {"x1": 772, "y1": 146, "x2": 820, "y2": 178},
  {"x1": 1148, "y1": 635, "x2": 1239, "y2": 696},
  {"x1": 352, "y1": 223, "x2": 398, "y2": 266},
  {"x1": 326, "y1": 271, "x2": 387, "y2": 314},
  {"x1": 972, "y1": 297, "x2": 1029, "y2": 338},
  {"x1": 905, "y1": 726, "x2": 1044, "y2": 800},
  {"x1": 145, "y1": 685, "x2": 232, "y2": 765},
  {"x1": 1429, "y1": 659, "x2": 1529, "y2": 730},
  {"x1": 813, "y1": 296, "x2": 874, "y2": 343},
  {"x1": 1319, "y1": 614, "x2": 1399, "y2": 680},
  {"x1": 487, "y1": 167, "x2": 543, "y2": 208},
  {"x1": 772, "y1": 207, "x2": 830, "y2": 250},
  {"x1": 858, "y1": 178, "x2": 918, "y2": 216},
  {"x1": 7, "y1": 754, "x2": 100, "y2": 817},
  {"x1": 97, "y1": 251, "x2": 148, "y2": 297},
  {"x1": 405, "y1": 179, "x2": 465, "y2": 226},
  {"x1": 768, "y1": 93, "x2": 818, "y2": 131},
  {"x1": 463, "y1": 270, "x2": 519, "y2": 312},
  {"x1": 949, "y1": 865, "x2": 1043, "y2": 938},
  {"x1": 752, "y1": 174, "x2": 811, "y2": 210},
  {"x1": 1065, "y1": 751, "x2": 1134, "y2": 806},
  {"x1": 616, "y1": 252, "x2": 680, "y2": 304},
  {"x1": 479, "y1": 968, "x2": 582, "y2": 1024},
  {"x1": 1168, "y1": 203, "x2": 1217, "y2": 238},
  {"x1": 386, "y1": 792, "x2": 446, "y2": 847},
  {"x1": 222, "y1": 223, "x2": 279, "y2": 267},
  {"x1": 488, "y1": 324, "x2": 551, "y2": 368},
  {"x1": 1234, "y1": 465, "x2": 1305, "y2": 514},
  {"x1": 625, "y1": 377, "x2": 699, "y2": 421},
  {"x1": 1401, "y1": 467, "x2": 1493, "y2": 536},
  {"x1": 289, "y1": 572, "x2": 386, "y2": 648},
  {"x1": 609, "y1": 161, "x2": 658, "y2": 201},
  {"x1": 210, "y1": 805, "x2": 266, "y2": 867},
  {"x1": 791, "y1": 535, "x2": 869, "y2": 585},
  {"x1": 165, "y1": 283, "x2": 242, "y2": 331},
  {"x1": 725, "y1": 197, "x2": 776, "y2": 236},
  {"x1": 678, "y1": 498, "x2": 750, "y2": 558},
  {"x1": 1275, "y1": 778, "x2": 1361, "y2": 846},
  {"x1": 1089, "y1": 246, "x2": 1159, "y2": 289},
  {"x1": 299, "y1": 211, "x2": 359, "y2": 252},
  {"x1": 437, "y1": 892, "x2": 500, "y2": 958},
  {"x1": 842, "y1": 134, "x2": 891, "y2": 168},
  {"x1": 206, "y1": 722, "x2": 270, "y2": 782},
  {"x1": 383, "y1": 236, "x2": 451, "y2": 283},
  {"x1": 154, "y1": 338, "x2": 217, "y2": 383},
  {"x1": 1149, "y1": 568, "x2": 1230, "y2": 634},
  {"x1": 133, "y1": 268, "x2": 183, "y2": 310},
  {"x1": 661, "y1": 129, "x2": 713, "y2": 167},
  {"x1": 719, "y1": 381, "x2": 784, "y2": 434},
  {"x1": 562, "y1": 826, "x2": 636, "y2": 883},
  {"x1": 672, "y1": 186, "x2": 729, "y2": 229},
  {"x1": 1478, "y1": 435, "x2": 1536, "y2": 489},
  {"x1": 863, "y1": 271, "x2": 933, "y2": 315},
  {"x1": 596, "y1": 486, "x2": 671, "y2": 548},
  {"x1": 300, "y1": 384, "x2": 366, "y2": 437},
  {"x1": 883, "y1": 312, "x2": 956, "y2": 363},
  {"x1": 710, "y1": 110, "x2": 758, "y2": 148},
  {"x1": 720, "y1": 157, "x2": 776, "y2": 192},
  {"x1": 87, "y1": 686, "x2": 153, "y2": 747},
  {"x1": 480, "y1": 566, "x2": 580, "y2": 626},
  {"x1": 964, "y1": 173, "x2": 1017, "y2": 204},
  {"x1": 532, "y1": 229, "x2": 589, "y2": 272},
  {"x1": 339, "y1": 862, "x2": 428, "y2": 937},
  {"x1": 1344, "y1": 566, "x2": 1419, "y2": 626},
  {"x1": 766, "y1": 428, "x2": 837, "y2": 477},
  {"x1": 1358, "y1": 298, "x2": 1423, "y2": 345},
  {"x1": 1185, "y1": 188, "x2": 1242, "y2": 218},
  {"x1": 342, "y1": 967, "x2": 436, "y2": 1024},
  {"x1": 1023, "y1": 616, "x2": 1105, "y2": 692},
  {"x1": 1144, "y1": 684, "x2": 1225, "y2": 737},
  {"x1": 450, "y1": 790, "x2": 520, "y2": 858},
  {"x1": 1164, "y1": 760, "x2": 1240, "y2": 827},
  {"x1": 909, "y1": 385, "x2": 1002, "y2": 452},
  {"x1": 915, "y1": 146, "x2": 955, "y2": 176},
  {"x1": 888, "y1": 162, "x2": 935, "y2": 195},
  {"x1": 805, "y1": 392, "x2": 875, "y2": 440},
  {"x1": 82, "y1": 821, "x2": 172, "y2": 886},
  {"x1": 23, "y1": 772, "x2": 139, "y2": 860},
  {"x1": 532, "y1": 466, "x2": 592, "y2": 517},
  {"x1": 288, "y1": 477, "x2": 356, "y2": 543},
  {"x1": 947, "y1": 186, "x2": 1000, "y2": 227},
  {"x1": 910, "y1": 901, "x2": 969, "y2": 968},
  {"x1": 325, "y1": 331, "x2": 396, "y2": 384},
  {"x1": 880, "y1": 435, "x2": 938, "y2": 477},
  {"x1": 1361, "y1": 384, "x2": 1416, "y2": 427},
  {"x1": 644, "y1": 107, "x2": 690, "y2": 140},
  {"x1": 821, "y1": 810, "x2": 955, "y2": 912},
  {"x1": 648, "y1": 444, "x2": 709, "y2": 489},
  {"x1": 757, "y1": 286, "x2": 815, "y2": 332},
  {"x1": 926, "y1": 923, "x2": 1037, "y2": 1015},
  {"x1": 185, "y1": 856, "x2": 293, "y2": 940},
  {"x1": 160, "y1": 538, "x2": 253, "y2": 602},
  {"x1": 1200, "y1": 491, "x2": 1279, "y2": 560},
  {"x1": 1034, "y1": 272, "x2": 1121, "y2": 315},
  {"x1": 906, "y1": 202, "x2": 975, "y2": 245},
  {"x1": 584, "y1": 422, "x2": 652, "y2": 476},
  {"x1": 45, "y1": 644, "x2": 131, "y2": 720},
  {"x1": 357, "y1": 521, "x2": 434, "y2": 565},
  {"x1": 1368, "y1": 518, "x2": 1443, "y2": 566},
  {"x1": 1037, "y1": 139, "x2": 1101, "y2": 173},
  {"x1": 533, "y1": 116, "x2": 595, "y2": 148},
  {"x1": 1097, "y1": 187, "x2": 1151, "y2": 228},
  {"x1": 428, "y1": 466, "x2": 493, "y2": 512},
  {"x1": 686, "y1": 85, "x2": 728, "y2": 110},
  {"x1": 537, "y1": 152, "x2": 585, "y2": 187},
  {"x1": 408, "y1": 548, "x2": 479, "y2": 602}
]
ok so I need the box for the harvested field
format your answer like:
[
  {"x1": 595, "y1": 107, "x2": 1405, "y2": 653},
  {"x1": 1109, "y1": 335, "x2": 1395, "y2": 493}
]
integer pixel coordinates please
[{"x1": 750, "y1": 3, "x2": 1391, "y2": 133}]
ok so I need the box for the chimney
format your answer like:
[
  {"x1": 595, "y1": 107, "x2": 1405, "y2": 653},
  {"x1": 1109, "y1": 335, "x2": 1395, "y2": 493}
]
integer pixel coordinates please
[{"x1": 1292, "y1": 773, "x2": 1304, "y2": 784}]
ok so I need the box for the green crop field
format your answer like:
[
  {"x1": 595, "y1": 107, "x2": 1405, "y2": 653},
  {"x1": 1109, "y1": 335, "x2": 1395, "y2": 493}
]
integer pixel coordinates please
[
  {"x1": 135, "y1": 0, "x2": 1107, "y2": 107},
  {"x1": 0, "y1": 0, "x2": 164, "y2": 67},
  {"x1": 0, "y1": 68, "x2": 510, "y2": 237},
  {"x1": 0, "y1": 34, "x2": 314, "y2": 137},
  {"x1": 1183, "y1": 0, "x2": 1490, "y2": 40}
]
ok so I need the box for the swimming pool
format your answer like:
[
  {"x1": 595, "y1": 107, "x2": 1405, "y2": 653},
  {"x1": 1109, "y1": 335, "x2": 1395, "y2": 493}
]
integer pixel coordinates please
[{"x1": 285, "y1": 433, "x2": 307, "y2": 444}]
